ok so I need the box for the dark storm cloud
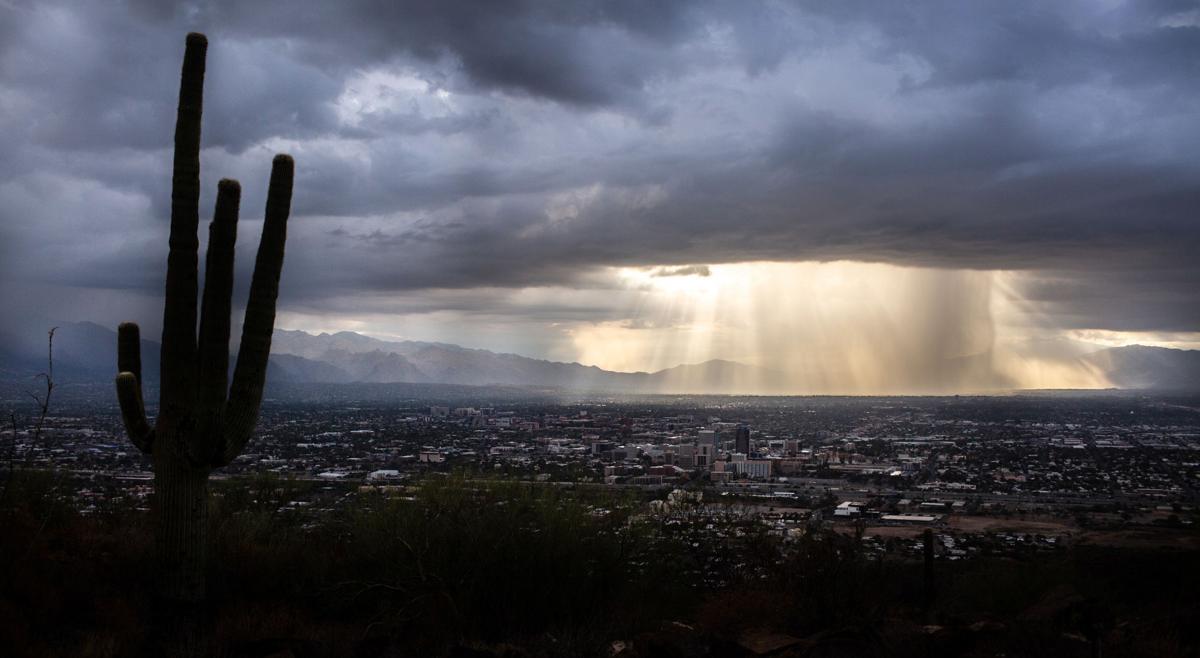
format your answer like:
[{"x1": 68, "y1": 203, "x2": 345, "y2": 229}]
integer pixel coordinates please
[
  {"x1": 792, "y1": 0, "x2": 1200, "y2": 97},
  {"x1": 1017, "y1": 267, "x2": 1200, "y2": 333},
  {"x1": 124, "y1": 0, "x2": 702, "y2": 110},
  {"x1": 1, "y1": 0, "x2": 1199, "y2": 335}
]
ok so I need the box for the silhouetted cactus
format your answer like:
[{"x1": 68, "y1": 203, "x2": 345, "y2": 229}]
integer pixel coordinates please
[
  {"x1": 923, "y1": 528, "x2": 936, "y2": 612},
  {"x1": 115, "y1": 32, "x2": 293, "y2": 622}
]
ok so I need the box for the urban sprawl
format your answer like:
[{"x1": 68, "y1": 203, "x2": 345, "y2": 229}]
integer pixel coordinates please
[{"x1": 7, "y1": 387, "x2": 1199, "y2": 560}]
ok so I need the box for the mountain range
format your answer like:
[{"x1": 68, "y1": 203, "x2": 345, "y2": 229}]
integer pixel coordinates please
[{"x1": 1, "y1": 322, "x2": 1198, "y2": 394}]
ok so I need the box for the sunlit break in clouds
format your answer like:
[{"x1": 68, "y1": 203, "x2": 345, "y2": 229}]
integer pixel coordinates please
[
  {"x1": 570, "y1": 262, "x2": 1109, "y2": 394},
  {"x1": 1, "y1": 0, "x2": 1198, "y2": 394}
]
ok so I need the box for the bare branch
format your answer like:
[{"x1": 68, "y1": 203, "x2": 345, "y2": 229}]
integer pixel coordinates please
[{"x1": 29, "y1": 327, "x2": 56, "y2": 444}]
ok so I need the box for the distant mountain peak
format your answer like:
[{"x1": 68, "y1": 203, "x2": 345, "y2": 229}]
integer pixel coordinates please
[{"x1": 3, "y1": 323, "x2": 1198, "y2": 394}]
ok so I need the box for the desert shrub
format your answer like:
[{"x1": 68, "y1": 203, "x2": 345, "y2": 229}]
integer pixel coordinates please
[
  {"x1": 3, "y1": 475, "x2": 1199, "y2": 657},
  {"x1": 330, "y1": 478, "x2": 654, "y2": 651}
]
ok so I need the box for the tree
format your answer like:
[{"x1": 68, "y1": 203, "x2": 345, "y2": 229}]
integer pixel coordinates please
[
  {"x1": 114, "y1": 32, "x2": 293, "y2": 648},
  {"x1": 2, "y1": 327, "x2": 56, "y2": 504}
]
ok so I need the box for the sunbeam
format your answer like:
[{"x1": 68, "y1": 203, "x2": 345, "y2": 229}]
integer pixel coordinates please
[{"x1": 569, "y1": 262, "x2": 1115, "y2": 394}]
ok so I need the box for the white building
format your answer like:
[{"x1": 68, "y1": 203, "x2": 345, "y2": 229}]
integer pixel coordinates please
[{"x1": 716, "y1": 458, "x2": 773, "y2": 479}]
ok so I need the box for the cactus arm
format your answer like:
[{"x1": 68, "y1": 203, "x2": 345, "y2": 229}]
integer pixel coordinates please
[
  {"x1": 161, "y1": 32, "x2": 207, "y2": 409},
  {"x1": 218, "y1": 154, "x2": 292, "y2": 467},
  {"x1": 197, "y1": 179, "x2": 240, "y2": 415},
  {"x1": 116, "y1": 322, "x2": 153, "y2": 453},
  {"x1": 118, "y1": 321, "x2": 144, "y2": 382},
  {"x1": 117, "y1": 374, "x2": 154, "y2": 453}
]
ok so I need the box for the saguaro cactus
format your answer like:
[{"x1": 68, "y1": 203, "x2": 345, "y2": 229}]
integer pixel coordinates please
[
  {"x1": 922, "y1": 528, "x2": 936, "y2": 612},
  {"x1": 115, "y1": 32, "x2": 293, "y2": 610}
]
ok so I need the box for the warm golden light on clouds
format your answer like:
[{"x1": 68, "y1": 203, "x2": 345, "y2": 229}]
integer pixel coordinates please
[
  {"x1": 1063, "y1": 330, "x2": 1200, "y2": 351},
  {"x1": 268, "y1": 260, "x2": 1196, "y2": 395},
  {"x1": 569, "y1": 262, "x2": 1115, "y2": 394}
]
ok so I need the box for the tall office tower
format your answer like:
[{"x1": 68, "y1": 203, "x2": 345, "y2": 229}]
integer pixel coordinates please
[{"x1": 735, "y1": 425, "x2": 751, "y2": 455}]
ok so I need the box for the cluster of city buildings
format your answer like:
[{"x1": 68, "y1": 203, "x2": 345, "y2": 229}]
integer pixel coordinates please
[{"x1": 4, "y1": 390, "x2": 1197, "y2": 537}]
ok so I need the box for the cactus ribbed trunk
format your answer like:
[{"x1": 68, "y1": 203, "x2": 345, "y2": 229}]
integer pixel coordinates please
[
  {"x1": 153, "y1": 448, "x2": 209, "y2": 604},
  {"x1": 922, "y1": 528, "x2": 935, "y2": 613},
  {"x1": 151, "y1": 449, "x2": 210, "y2": 657}
]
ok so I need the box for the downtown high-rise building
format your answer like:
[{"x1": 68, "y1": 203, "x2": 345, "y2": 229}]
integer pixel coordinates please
[{"x1": 734, "y1": 425, "x2": 751, "y2": 455}]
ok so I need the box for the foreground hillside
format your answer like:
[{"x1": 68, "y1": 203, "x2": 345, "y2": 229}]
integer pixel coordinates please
[{"x1": 1, "y1": 473, "x2": 1197, "y2": 657}]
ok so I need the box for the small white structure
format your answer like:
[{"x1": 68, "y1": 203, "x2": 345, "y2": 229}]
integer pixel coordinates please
[
  {"x1": 418, "y1": 450, "x2": 445, "y2": 463},
  {"x1": 880, "y1": 514, "x2": 940, "y2": 524},
  {"x1": 833, "y1": 501, "x2": 863, "y2": 517}
]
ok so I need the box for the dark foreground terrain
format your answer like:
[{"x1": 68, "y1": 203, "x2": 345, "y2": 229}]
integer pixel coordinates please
[{"x1": 1, "y1": 471, "x2": 1197, "y2": 658}]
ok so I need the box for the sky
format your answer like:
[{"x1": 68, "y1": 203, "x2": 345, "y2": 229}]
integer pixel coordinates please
[{"x1": 1, "y1": 0, "x2": 1198, "y2": 392}]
